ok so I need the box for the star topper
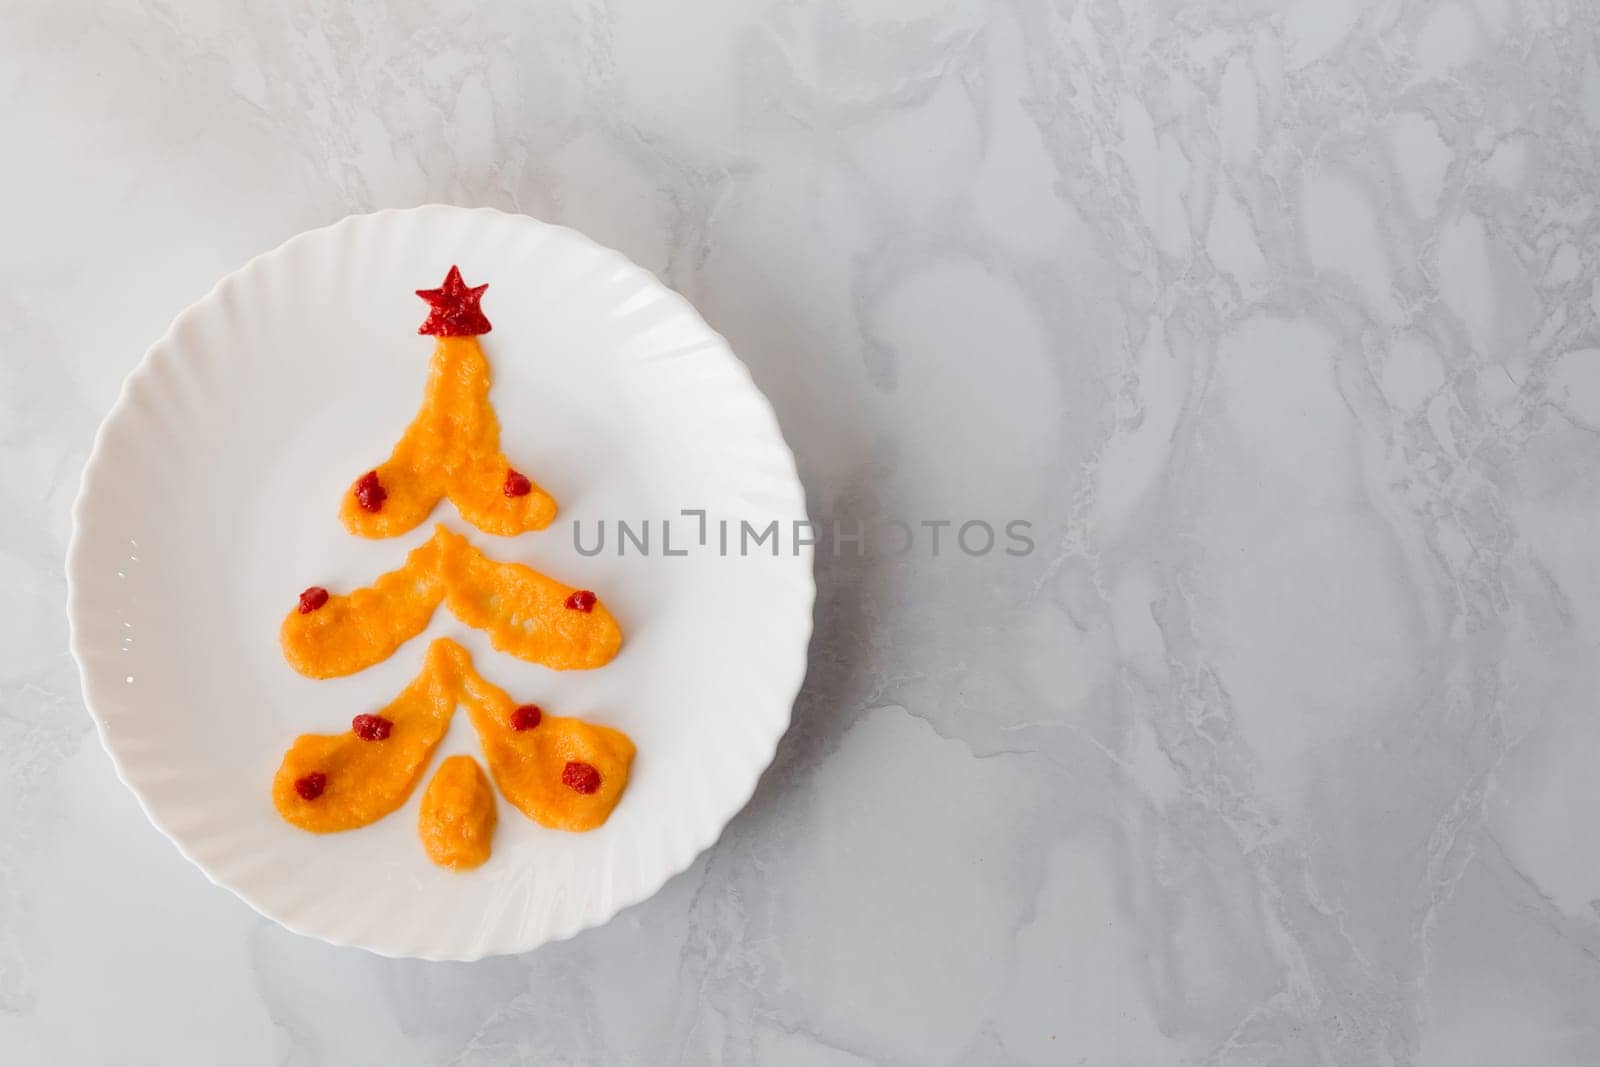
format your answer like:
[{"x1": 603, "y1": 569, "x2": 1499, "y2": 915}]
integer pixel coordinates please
[{"x1": 416, "y1": 265, "x2": 492, "y2": 336}]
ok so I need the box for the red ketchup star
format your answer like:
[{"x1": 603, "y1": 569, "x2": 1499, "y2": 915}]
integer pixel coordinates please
[{"x1": 416, "y1": 265, "x2": 492, "y2": 336}]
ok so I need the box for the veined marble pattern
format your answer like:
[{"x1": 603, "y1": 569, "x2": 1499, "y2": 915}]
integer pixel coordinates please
[{"x1": 4, "y1": 0, "x2": 1600, "y2": 1063}]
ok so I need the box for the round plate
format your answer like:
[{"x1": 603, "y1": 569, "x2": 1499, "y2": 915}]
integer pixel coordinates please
[{"x1": 66, "y1": 206, "x2": 813, "y2": 960}]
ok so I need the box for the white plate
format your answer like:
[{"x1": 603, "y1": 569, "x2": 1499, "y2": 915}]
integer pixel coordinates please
[{"x1": 66, "y1": 206, "x2": 813, "y2": 960}]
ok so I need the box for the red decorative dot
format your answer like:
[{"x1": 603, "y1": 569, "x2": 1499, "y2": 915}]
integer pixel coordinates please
[
  {"x1": 565, "y1": 589, "x2": 597, "y2": 612},
  {"x1": 510, "y1": 704, "x2": 543, "y2": 731},
  {"x1": 562, "y1": 761, "x2": 602, "y2": 795},
  {"x1": 354, "y1": 470, "x2": 387, "y2": 513},
  {"x1": 351, "y1": 714, "x2": 393, "y2": 741},
  {"x1": 503, "y1": 468, "x2": 532, "y2": 498},
  {"x1": 294, "y1": 772, "x2": 327, "y2": 800},
  {"x1": 297, "y1": 586, "x2": 329, "y2": 614}
]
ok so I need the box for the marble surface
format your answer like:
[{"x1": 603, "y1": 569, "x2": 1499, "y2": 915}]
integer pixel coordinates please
[{"x1": 5, "y1": 0, "x2": 1600, "y2": 1062}]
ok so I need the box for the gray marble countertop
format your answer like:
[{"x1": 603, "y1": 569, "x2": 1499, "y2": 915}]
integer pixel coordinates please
[{"x1": 6, "y1": 1, "x2": 1600, "y2": 1064}]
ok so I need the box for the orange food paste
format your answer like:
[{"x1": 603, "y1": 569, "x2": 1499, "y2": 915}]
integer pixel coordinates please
[
  {"x1": 274, "y1": 638, "x2": 634, "y2": 859},
  {"x1": 280, "y1": 525, "x2": 622, "y2": 679},
  {"x1": 272, "y1": 639, "x2": 459, "y2": 833},
  {"x1": 418, "y1": 755, "x2": 497, "y2": 871},
  {"x1": 339, "y1": 268, "x2": 556, "y2": 540},
  {"x1": 274, "y1": 268, "x2": 635, "y2": 869},
  {"x1": 454, "y1": 642, "x2": 636, "y2": 833}
]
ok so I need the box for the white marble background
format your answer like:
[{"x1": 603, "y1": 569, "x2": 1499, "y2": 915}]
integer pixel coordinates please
[{"x1": 4, "y1": 0, "x2": 1600, "y2": 1063}]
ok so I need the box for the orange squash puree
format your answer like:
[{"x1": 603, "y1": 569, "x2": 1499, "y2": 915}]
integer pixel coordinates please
[
  {"x1": 272, "y1": 640, "x2": 459, "y2": 832},
  {"x1": 434, "y1": 527, "x2": 624, "y2": 672},
  {"x1": 274, "y1": 638, "x2": 633, "y2": 844},
  {"x1": 279, "y1": 535, "x2": 444, "y2": 679},
  {"x1": 454, "y1": 644, "x2": 635, "y2": 833},
  {"x1": 280, "y1": 525, "x2": 622, "y2": 678},
  {"x1": 339, "y1": 336, "x2": 557, "y2": 539},
  {"x1": 418, "y1": 755, "x2": 497, "y2": 871}
]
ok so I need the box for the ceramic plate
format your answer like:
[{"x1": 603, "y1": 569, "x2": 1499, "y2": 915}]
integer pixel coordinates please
[{"x1": 66, "y1": 206, "x2": 813, "y2": 960}]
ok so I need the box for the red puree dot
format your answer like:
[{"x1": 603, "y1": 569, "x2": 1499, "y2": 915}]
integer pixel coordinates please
[
  {"x1": 295, "y1": 772, "x2": 327, "y2": 801},
  {"x1": 562, "y1": 761, "x2": 602, "y2": 794},
  {"x1": 503, "y1": 469, "x2": 532, "y2": 498},
  {"x1": 297, "y1": 586, "x2": 329, "y2": 614},
  {"x1": 351, "y1": 713, "x2": 393, "y2": 741},
  {"x1": 510, "y1": 704, "x2": 542, "y2": 731},
  {"x1": 354, "y1": 470, "x2": 387, "y2": 513},
  {"x1": 565, "y1": 589, "x2": 597, "y2": 612}
]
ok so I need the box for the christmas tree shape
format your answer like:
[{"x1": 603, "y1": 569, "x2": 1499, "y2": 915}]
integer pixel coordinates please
[{"x1": 273, "y1": 269, "x2": 635, "y2": 871}]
